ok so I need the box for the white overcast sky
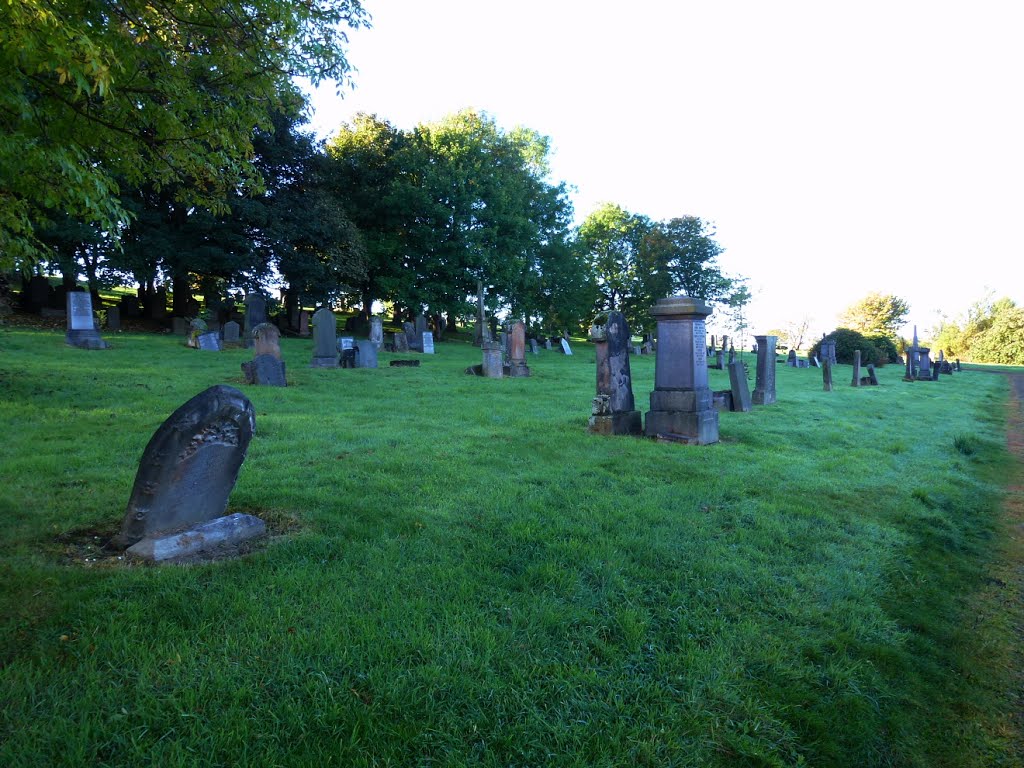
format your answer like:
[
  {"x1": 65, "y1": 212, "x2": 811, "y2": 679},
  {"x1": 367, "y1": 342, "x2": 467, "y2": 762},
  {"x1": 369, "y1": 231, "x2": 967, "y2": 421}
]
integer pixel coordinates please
[{"x1": 302, "y1": 0, "x2": 1024, "y2": 340}]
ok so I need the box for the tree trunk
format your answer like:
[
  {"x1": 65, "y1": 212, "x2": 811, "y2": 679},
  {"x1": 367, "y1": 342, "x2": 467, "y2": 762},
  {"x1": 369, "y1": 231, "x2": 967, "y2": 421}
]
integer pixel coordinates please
[{"x1": 171, "y1": 272, "x2": 191, "y2": 317}]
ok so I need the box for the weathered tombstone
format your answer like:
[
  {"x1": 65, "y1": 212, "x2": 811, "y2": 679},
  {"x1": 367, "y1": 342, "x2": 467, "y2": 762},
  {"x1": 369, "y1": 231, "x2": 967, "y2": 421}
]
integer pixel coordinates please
[
  {"x1": 560, "y1": 338, "x2": 573, "y2": 355},
  {"x1": 151, "y1": 287, "x2": 168, "y2": 320},
  {"x1": 197, "y1": 332, "x2": 222, "y2": 351},
  {"x1": 544, "y1": 339, "x2": 552, "y2": 350},
  {"x1": 955, "y1": 358, "x2": 962, "y2": 372},
  {"x1": 298, "y1": 310, "x2": 311, "y2": 337},
  {"x1": 252, "y1": 323, "x2": 281, "y2": 358},
  {"x1": 112, "y1": 384, "x2": 257, "y2": 550},
  {"x1": 310, "y1": 308, "x2": 338, "y2": 367},
  {"x1": 508, "y1": 322, "x2": 528, "y2": 377},
  {"x1": 354, "y1": 340, "x2": 378, "y2": 368},
  {"x1": 752, "y1": 335, "x2": 777, "y2": 405},
  {"x1": 106, "y1": 306, "x2": 121, "y2": 331},
  {"x1": 728, "y1": 360, "x2": 752, "y2": 412},
  {"x1": 481, "y1": 341, "x2": 503, "y2": 378},
  {"x1": 415, "y1": 314, "x2": 428, "y2": 346},
  {"x1": 404, "y1": 321, "x2": 420, "y2": 352},
  {"x1": 787, "y1": 349, "x2": 797, "y2": 367},
  {"x1": 589, "y1": 313, "x2": 641, "y2": 435},
  {"x1": 728, "y1": 345, "x2": 736, "y2": 365},
  {"x1": 811, "y1": 355, "x2": 820, "y2": 368},
  {"x1": 529, "y1": 338, "x2": 539, "y2": 354},
  {"x1": 241, "y1": 324, "x2": 287, "y2": 386},
  {"x1": 931, "y1": 362, "x2": 941, "y2": 381},
  {"x1": 65, "y1": 292, "x2": 109, "y2": 349},
  {"x1": 243, "y1": 293, "x2": 267, "y2": 348},
  {"x1": 394, "y1": 331, "x2": 409, "y2": 353},
  {"x1": 422, "y1": 331, "x2": 435, "y2": 355},
  {"x1": 644, "y1": 295, "x2": 718, "y2": 444},
  {"x1": 917, "y1": 347, "x2": 933, "y2": 380},
  {"x1": 851, "y1": 350, "x2": 862, "y2": 386},
  {"x1": 714, "y1": 347, "x2": 725, "y2": 370},
  {"x1": 823, "y1": 359, "x2": 834, "y2": 391},
  {"x1": 867, "y1": 364, "x2": 879, "y2": 385},
  {"x1": 172, "y1": 317, "x2": 189, "y2": 336},
  {"x1": 369, "y1": 316, "x2": 384, "y2": 348},
  {"x1": 820, "y1": 338, "x2": 837, "y2": 366},
  {"x1": 223, "y1": 321, "x2": 241, "y2": 345}
]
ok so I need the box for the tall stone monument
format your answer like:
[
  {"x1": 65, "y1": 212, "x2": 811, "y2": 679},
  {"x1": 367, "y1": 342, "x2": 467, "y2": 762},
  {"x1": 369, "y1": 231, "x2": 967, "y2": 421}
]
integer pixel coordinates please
[
  {"x1": 369, "y1": 316, "x2": 384, "y2": 348},
  {"x1": 588, "y1": 312, "x2": 641, "y2": 435},
  {"x1": 508, "y1": 321, "x2": 530, "y2": 377},
  {"x1": 752, "y1": 335, "x2": 777, "y2": 405},
  {"x1": 310, "y1": 308, "x2": 339, "y2": 368},
  {"x1": 65, "y1": 291, "x2": 109, "y2": 349},
  {"x1": 643, "y1": 296, "x2": 718, "y2": 444}
]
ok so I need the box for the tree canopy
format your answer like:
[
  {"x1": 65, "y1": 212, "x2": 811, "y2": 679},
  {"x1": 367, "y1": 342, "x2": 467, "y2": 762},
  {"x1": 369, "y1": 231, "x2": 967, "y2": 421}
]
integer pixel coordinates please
[
  {"x1": 838, "y1": 293, "x2": 910, "y2": 339},
  {"x1": 1, "y1": 0, "x2": 368, "y2": 268}
]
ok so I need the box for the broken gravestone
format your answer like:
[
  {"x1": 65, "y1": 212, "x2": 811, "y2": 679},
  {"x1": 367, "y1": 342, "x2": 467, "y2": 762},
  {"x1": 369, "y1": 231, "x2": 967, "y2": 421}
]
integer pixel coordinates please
[
  {"x1": 241, "y1": 323, "x2": 287, "y2": 386},
  {"x1": 112, "y1": 385, "x2": 263, "y2": 559}
]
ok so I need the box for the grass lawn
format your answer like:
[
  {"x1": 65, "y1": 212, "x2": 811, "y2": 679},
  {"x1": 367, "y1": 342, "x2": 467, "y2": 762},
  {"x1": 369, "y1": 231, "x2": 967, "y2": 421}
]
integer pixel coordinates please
[{"x1": 1, "y1": 326, "x2": 1021, "y2": 766}]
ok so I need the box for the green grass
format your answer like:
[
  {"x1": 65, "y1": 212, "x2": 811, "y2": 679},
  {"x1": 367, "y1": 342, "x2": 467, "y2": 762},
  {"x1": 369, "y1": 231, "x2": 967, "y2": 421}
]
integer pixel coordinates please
[{"x1": 0, "y1": 328, "x2": 1020, "y2": 766}]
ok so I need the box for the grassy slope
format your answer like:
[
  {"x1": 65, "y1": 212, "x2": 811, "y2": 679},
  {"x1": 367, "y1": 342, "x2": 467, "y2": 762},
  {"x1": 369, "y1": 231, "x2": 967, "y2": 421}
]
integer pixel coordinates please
[{"x1": 0, "y1": 327, "x2": 1019, "y2": 767}]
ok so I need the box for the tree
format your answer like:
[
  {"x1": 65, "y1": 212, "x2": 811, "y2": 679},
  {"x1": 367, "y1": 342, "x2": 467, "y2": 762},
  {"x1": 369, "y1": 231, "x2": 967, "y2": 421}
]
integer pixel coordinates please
[
  {"x1": 1, "y1": 0, "x2": 368, "y2": 268},
  {"x1": 838, "y1": 293, "x2": 910, "y2": 339},
  {"x1": 577, "y1": 203, "x2": 653, "y2": 321},
  {"x1": 937, "y1": 295, "x2": 1024, "y2": 364}
]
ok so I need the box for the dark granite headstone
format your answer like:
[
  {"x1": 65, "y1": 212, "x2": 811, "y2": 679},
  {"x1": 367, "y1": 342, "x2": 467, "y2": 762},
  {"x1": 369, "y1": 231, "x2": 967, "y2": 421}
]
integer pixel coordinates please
[
  {"x1": 355, "y1": 340, "x2": 378, "y2": 368},
  {"x1": 311, "y1": 307, "x2": 339, "y2": 367},
  {"x1": 823, "y1": 359, "x2": 834, "y2": 392},
  {"x1": 394, "y1": 331, "x2": 409, "y2": 353},
  {"x1": 242, "y1": 354, "x2": 287, "y2": 386},
  {"x1": 728, "y1": 360, "x2": 752, "y2": 412},
  {"x1": 244, "y1": 293, "x2": 267, "y2": 348},
  {"x1": 867, "y1": 364, "x2": 879, "y2": 385},
  {"x1": 172, "y1": 317, "x2": 189, "y2": 336},
  {"x1": 113, "y1": 385, "x2": 255, "y2": 549},
  {"x1": 787, "y1": 349, "x2": 797, "y2": 367},
  {"x1": 223, "y1": 321, "x2": 241, "y2": 345},
  {"x1": 106, "y1": 306, "x2": 121, "y2": 331},
  {"x1": 65, "y1": 292, "x2": 109, "y2": 349},
  {"x1": 529, "y1": 338, "x2": 539, "y2": 354},
  {"x1": 851, "y1": 350, "x2": 862, "y2": 387},
  {"x1": 644, "y1": 296, "x2": 718, "y2": 444},
  {"x1": 404, "y1": 321, "x2": 420, "y2": 352},
  {"x1": 298, "y1": 310, "x2": 311, "y2": 337},
  {"x1": 27, "y1": 275, "x2": 50, "y2": 312},
  {"x1": 389, "y1": 359, "x2": 420, "y2": 367},
  {"x1": 197, "y1": 332, "x2": 222, "y2": 351},
  {"x1": 752, "y1": 335, "x2": 777, "y2": 405},
  {"x1": 589, "y1": 312, "x2": 641, "y2": 435}
]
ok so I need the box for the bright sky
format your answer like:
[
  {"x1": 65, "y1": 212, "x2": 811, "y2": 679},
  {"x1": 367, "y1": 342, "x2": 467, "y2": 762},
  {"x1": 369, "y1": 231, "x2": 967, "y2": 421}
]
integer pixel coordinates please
[{"x1": 303, "y1": 0, "x2": 1024, "y2": 341}]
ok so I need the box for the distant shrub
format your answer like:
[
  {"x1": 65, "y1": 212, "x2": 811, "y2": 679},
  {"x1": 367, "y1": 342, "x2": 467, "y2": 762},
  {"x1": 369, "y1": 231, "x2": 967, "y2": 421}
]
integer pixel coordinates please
[
  {"x1": 809, "y1": 328, "x2": 883, "y2": 366},
  {"x1": 868, "y1": 334, "x2": 900, "y2": 364}
]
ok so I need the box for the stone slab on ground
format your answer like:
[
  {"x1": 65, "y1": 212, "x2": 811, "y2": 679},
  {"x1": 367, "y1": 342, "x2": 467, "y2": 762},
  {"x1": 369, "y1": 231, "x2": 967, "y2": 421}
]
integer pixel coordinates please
[{"x1": 126, "y1": 513, "x2": 266, "y2": 562}]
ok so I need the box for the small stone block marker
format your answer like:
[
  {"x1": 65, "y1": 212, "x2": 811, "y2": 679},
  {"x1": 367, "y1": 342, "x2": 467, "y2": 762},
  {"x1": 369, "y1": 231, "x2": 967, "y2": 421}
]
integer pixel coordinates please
[
  {"x1": 113, "y1": 385, "x2": 256, "y2": 550},
  {"x1": 126, "y1": 512, "x2": 266, "y2": 563},
  {"x1": 310, "y1": 308, "x2": 339, "y2": 368},
  {"x1": 752, "y1": 335, "x2": 777, "y2": 405},
  {"x1": 644, "y1": 295, "x2": 718, "y2": 444},
  {"x1": 65, "y1": 292, "x2": 109, "y2": 349},
  {"x1": 727, "y1": 360, "x2": 752, "y2": 412}
]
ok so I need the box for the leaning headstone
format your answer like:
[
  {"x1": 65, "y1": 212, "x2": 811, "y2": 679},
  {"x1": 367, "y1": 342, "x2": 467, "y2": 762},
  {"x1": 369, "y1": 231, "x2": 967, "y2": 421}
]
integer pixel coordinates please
[
  {"x1": 560, "y1": 338, "x2": 573, "y2": 355},
  {"x1": 644, "y1": 295, "x2": 718, "y2": 444},
  {"x1": 851, "y1": 350, "x2": 862, "y2": 387},
  {"x1": 867, "y1": 364, "x2": 879, "y2": 385},
  {"x1": 112, "y1": 384, "x2": 256, "y2": 549},
  {"x1": 223, "y1": 321, "x2": 241, "y2": 345},
  {"x1": 422, "y1": 331, "x2": 435, "y2": 354},
  {"x1": 197, "y1": 332, "x2": 222, "y2": 351},
  {"x1": 65, "y1": 292, "x2": 109, "y2": 349},
  {"x1": 589, "y1": 312, "x2": 641, "y2": 435},
  {"x1": 244, "y1": 293, "x2": 267, "y2": 348},
  {"x1": 752, "y1": 335, "x2": 777, "y2": 405},
  {"x1": 369, "y1": 316, "x2": 384, "y2": 348},
  {"x1": 508, "y1": 322, "x2": 529, "y2": 377},
  {"x1": 811, "y1": 355, "x2": 820, "y2": 368},
  {"x1": 823, "y1": 359, "x2": 834, "y2": 392},
  {"x1": 106, "y1": 306, "x2": 121, "y2": 331},
  {"x1": 727, "y1": 360, "x2": 752, "y2": 412},
  {"x1": 310, "y1": 308, "x2": 339, "y2": 367},
  {"x1": 354, "y1": 340, "x2": 378, "y2": 369}
]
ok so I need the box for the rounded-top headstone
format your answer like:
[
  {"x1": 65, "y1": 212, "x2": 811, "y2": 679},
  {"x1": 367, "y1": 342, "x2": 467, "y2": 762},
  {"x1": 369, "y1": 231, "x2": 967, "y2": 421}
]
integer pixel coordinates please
[{"x1": 113, "y1": 385, "x2": 256, "y2": 549}]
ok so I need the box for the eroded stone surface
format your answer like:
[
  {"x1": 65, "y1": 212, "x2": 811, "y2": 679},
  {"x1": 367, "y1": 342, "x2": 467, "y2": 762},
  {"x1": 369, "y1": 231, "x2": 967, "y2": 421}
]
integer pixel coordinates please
[
  {"x1": 114, "y1": 385, "x2": 255, "y2": 549},
  {"x1": 126, "y1": 513, "x2": 266, "y2": 562}
]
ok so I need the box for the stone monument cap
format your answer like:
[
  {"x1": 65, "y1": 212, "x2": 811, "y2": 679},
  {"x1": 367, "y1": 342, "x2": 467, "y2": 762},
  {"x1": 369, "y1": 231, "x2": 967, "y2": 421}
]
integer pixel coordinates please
[{"x1": 650, "y1": 295, "x2": 713, "y2": 319}]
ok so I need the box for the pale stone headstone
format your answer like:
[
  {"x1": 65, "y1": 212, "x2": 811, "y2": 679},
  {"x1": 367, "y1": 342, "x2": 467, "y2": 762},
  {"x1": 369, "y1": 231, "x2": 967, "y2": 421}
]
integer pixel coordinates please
[
  {"x1": 482, "y1": 341, "x2": 503, "y2": 378},
  {"x1": 242, "y1": 324, "x2": 286, "y2": 385},
  {"x1": 369, "y1": 316, "x2": 383, "y2": 348},
  {"x1": 65, "y1": 292, "x2": 109, "y2": 349},
  {"x1": 588, "y1": 312, "x2": 641, "y2": 435},
  {"x1": 113, "y1": 385, "x2": 256, "y2": 549},
  {"x1": 644, "y1": 296, "x2": 718, "y2": 444},
  {"x1": 422, "y1": 331, "x2": 435, "y2": 354},
  {"x1": 752, "y1": 335, "x2": 777, "y2": 405},
  {"x1": 544, "y1": 339, "x2": 552, "y2": 350},
  {"x1": 253, "y1": 323, "x2": 281, "y2": 359},
  {"x1": 560, "y1": 338, "x2": 572, "y2": 355},
  {"x1": 728, "y1": 360, "x2": 752, "y2": 412}
]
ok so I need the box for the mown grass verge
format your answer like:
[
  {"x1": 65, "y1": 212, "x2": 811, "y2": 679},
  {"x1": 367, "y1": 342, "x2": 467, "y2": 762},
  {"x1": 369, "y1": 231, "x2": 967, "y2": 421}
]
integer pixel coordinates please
[{"x1": 0, "y1": 327, "x2": 1020, "y2": 766}]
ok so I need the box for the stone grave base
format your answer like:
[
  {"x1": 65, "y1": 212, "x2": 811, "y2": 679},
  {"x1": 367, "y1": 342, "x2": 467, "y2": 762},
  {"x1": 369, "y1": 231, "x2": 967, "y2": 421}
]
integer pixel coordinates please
[
  {"x1": 311, "y1": 356, "x2": 338, "y2": 368},
  {"x1": 752, "y1": 390, "x2": 777, "y2": 405},
  {"x1": 645, "y1": 408, "x2": 719, "y2": 445},
  {"x1": 712, "y1": 390, "x2": 733, "y2": 412},
  {"x1": 242, "y1": 356, "x2": 287, "y2": 386},
  {"x1": 588, "y1": 410, "x2": 642, "y2": 436},
  {"x1": 126, "y1": 513, "x2": 266, "y2": 563},
  {"x1": 465, "y1": 364, "x2": 484, "y2": 376},
  {"x1": 390, "y1": 359, "x2": 420, "y2": 367},
  {"x1": 508, "y1": 362, "x2": 530, "y2": 378},
  {"x1": 65, "y1": 330, "x2": 109, "y2": 350}
]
